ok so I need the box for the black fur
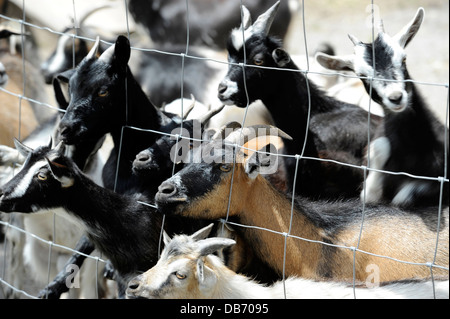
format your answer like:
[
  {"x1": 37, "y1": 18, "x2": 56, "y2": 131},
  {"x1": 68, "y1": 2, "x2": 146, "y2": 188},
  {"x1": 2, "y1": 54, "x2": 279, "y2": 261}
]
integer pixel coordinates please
[
  {"x1": 221, "y1": 33, "x2": 381, "y2": 199},
  {"x1": 128, "y1": 0, "x2": 292, "y2": 49}
]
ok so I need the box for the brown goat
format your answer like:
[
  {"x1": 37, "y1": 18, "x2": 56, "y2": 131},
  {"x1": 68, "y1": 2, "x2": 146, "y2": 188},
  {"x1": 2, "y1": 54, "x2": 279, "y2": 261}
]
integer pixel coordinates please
[{"x1": 155, "y1": 124, "x2": 449, "y2": 283}]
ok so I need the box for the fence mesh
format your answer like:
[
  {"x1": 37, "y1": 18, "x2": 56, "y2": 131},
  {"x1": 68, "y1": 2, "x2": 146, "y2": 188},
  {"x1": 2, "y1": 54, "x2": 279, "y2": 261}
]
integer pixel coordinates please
[{"x1": 0, "y1": 0, "x2": 448, "y2": 299}]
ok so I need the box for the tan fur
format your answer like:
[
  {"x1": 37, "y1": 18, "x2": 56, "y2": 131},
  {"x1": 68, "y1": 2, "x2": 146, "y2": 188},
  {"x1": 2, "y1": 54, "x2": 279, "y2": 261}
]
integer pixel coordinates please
[
  {"x1": 1, "y1": 54, "x2": 39, "y2": 147},
  {"x1": 179, "y1": 164, "x2": 449, "y2": 282}
]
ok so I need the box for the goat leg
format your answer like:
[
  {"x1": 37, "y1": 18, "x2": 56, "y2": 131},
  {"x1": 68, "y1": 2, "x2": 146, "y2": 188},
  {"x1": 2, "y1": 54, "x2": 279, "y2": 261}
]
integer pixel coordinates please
[{"x1": 37, "y1": 235, "x2": 95, "y2": 299}]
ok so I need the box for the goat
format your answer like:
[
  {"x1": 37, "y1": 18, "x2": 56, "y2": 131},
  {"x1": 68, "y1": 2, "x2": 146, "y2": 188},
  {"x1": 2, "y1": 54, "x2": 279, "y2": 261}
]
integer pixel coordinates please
[
  {"x1": 0, "y1": 140, "x2": 205, "y2": 297},
  {"x1": 154, "y1": 123, "x2": 449, "y2": 283},
  {"x1": 217, "y1": 2, "x2": 382, "y2": 198},
  {"x1": 126, "y1": 223, "x2": 449, "y2": 299},
  {"x1": 39, "y1": 5, "x2": 111, "y2": 84},
  {"x1": 56, "y1": 35, "x2": 181, "y2": 193},
  {"x1": 0, "y1": 78, "x2": 113, "y2": 298},
  {"x1": 316, "y1": 8, "x2": 449, "y2": 208},
  {"x1": 127, "y1": 0, "x2": 292, "y2": 50}
]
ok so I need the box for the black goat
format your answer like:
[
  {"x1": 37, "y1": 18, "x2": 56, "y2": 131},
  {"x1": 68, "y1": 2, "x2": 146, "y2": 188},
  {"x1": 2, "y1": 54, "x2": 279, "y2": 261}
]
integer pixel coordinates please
[
  {"x1": 217, "y1": 2, "x2": 381, "y2": 199},
  {"x1": 57, "y1": 35, "x2": 179, "y2": 193},
  {"x1": 127, "y1": 0, "x2": 292, "y2": 49},
  {"x1": 0, "y1": 141, "x2": 165, "y2": 296},
  {"x1": 316, "y1": 8, "x2": 449, "y2": 208}
]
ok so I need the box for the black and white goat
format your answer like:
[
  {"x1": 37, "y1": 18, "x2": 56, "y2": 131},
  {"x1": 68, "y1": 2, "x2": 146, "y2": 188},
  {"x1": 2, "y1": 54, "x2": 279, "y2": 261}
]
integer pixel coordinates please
[
  {"x1": 217, "y1": 2, "x2": 381, "y2": 198},
  {"x1": 0, "y1": 140, "x2": 208, "y2": 297},
  {"x1": 126, "y1": 224, "x2": 449, "y2": 299},
  {"x1": 316, "y1": 8, "x2": 449, "y2": 208},
  {"x1": 127, "y1": 0, "x2": 292, "y2": 50}
]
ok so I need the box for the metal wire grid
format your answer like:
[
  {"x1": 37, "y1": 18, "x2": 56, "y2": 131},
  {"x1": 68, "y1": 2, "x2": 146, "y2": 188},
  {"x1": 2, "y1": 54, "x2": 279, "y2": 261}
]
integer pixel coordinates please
[{"x1": 0, "y1": 0, "x2": 448, "y2": 299}]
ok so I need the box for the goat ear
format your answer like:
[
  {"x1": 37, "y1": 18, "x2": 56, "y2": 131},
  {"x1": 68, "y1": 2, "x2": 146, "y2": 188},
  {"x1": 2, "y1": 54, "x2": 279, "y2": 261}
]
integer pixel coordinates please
[
  {"x1": 190, "y1": 223, "x2": 215, "y2": 241},
  {"x1": 13, "y1": 138, "x2": 33, "y2": 157},
  {"x1": 197, "y1": 238, "x2": 236, "y2": 257},
  {"x1": 393, "y1": 7, "x2": 424, "y2": 48},
  {"x1": 56, "y1": 68, "x2": 76, "y2": 84},
  {"x1": 163, "y1": 230, "x2": 172, "y2": 246},
  {"x1": 244, "y1": 143, "x2": 277, "y2": 179},
  {"x1": 52, "y1": 78, "x2": 69, "y2": 109},
  {"x1": 272, "y1": 48, "x2": 290, "y2": 67},
  {"x1": 315, "y1": 52, "x2": 355, "y2": 72},
  {"x1": 46, "y1": 157, "x2": 74, "y2": 188}
]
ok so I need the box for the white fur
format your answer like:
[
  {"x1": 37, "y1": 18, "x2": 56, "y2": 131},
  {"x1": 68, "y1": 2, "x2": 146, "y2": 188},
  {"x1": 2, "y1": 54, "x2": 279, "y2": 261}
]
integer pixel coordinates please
[
  {"x1": 361, "y1": 137, "x2": 391, "y2": 203},
  {"x1": 128, "y1": 235, "x2": 448, "y2": 299}
]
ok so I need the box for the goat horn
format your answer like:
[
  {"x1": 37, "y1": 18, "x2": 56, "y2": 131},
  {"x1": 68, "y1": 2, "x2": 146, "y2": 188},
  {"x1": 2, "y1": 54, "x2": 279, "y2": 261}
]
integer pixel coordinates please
[
  {"x1": 181, "y1": 95, "x2": 196, "y2": 120},
  {"x1": 348, "y1": 34, "x2": 363, "y2": 46},
  {"x1": 190, "y1": 223, "x2": 215, "y2": 241},
  {"x1": 198, "y1": 104, "x2": 225, "y2": 125},
  {"x1": 239, "y1": 5, "x2": 252, "y2": 31},
  {"x1": 86, "y1": 36, "x2": 100, "y2": 60},
  {"x1": 53, "y1": 140, "x2": 66, "y2": 153},
  {"x1": 212, "y1": 121, "x2": 242, "y2": 141},
  {"x1": 252, "y1": 0, "x2": 280, "y2": 35},
  {"x1": 196, "y1": 238, "x2": 236, "y2": 257},
  {"x1": 377, "y1": 19, "x2": 385, "y2": 34},
  {"x1": 13, "y1": 138, "x2": 33, "y2": 157},
  {"x1": 98, "y1": 40, "x2": 116, "y2": 64},
  {"x1": 225, "y1": 124, "x2": 292, "y2": 146}
]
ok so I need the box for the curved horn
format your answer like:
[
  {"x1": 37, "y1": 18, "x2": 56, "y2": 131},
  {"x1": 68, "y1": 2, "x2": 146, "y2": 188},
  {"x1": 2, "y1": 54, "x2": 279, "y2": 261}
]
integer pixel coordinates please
[
  {"x1": 198, "y1": 104, "x2": 225, "y2": 125},
  {"x1": 239, "y1": 5, "x2": 252, "y2": 31},
  {"x1": 348, "y1": 34, "x2": 362, "y2": 46},
  {"x1": 252, "y1": 1, "x2": 280, "y2": 35},
  {"x1": 377, "y1": 19, "x2": 385, "y2": 34},
  {"x1": 53, "y1": 140, "x2": 66, "y2": 153},
  {"x1": 182, "y1": 95, "x2": 196, "y2": 120},
  {"x1": 98, "y1": 40, "x2": 116, "y2": 64},
  {"x1": 212, "y1": 121, "x2": 242, "y2": 140},
  {"x1": 86, "y1": 36, "x2": 100, "y2": 60},
  {"x1": 13, "y1": 138, "x2": 33, "y2": 157}
]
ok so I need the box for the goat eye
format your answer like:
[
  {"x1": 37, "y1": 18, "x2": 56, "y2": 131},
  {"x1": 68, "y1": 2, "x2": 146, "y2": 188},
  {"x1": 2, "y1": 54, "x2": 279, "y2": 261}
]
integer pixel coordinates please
[
  {"x1": 219, "y1": 164, "x2": 232, "y2": 172},
  {"x1": 37, "y1": 172, "x2": 47, "y2": 181},
  {"x1": 98, "y1": 89, "x2": 109, "y2": 97},
  {"x1": 175, "y1": 272, "x2": 186, "y2": 280}
]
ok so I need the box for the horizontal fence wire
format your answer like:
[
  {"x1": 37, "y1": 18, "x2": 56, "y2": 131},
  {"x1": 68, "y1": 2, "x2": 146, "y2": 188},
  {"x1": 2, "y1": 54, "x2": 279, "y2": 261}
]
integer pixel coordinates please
[{"x1": 0, "y1": 0, "x2": 449, "y2": 299}]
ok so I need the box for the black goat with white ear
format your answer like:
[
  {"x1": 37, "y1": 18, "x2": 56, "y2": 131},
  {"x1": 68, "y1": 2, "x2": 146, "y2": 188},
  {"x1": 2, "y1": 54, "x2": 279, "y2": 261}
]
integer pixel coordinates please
[
  {"x1": 0, "y1": 140, "x2": 183, "y2": 297},
  {"x1": 316, "y1": 8, "x2": 449, "y2": 208},
  {"x1": 218, "y1": 1, "x2": 381, "y2": 199}
]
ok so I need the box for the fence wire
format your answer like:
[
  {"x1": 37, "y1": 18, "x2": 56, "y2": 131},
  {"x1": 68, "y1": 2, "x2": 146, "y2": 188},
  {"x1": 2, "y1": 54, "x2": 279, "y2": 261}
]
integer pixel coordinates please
[{"x1": 0, "y1": 0, "x2": 449, "y2": 299}]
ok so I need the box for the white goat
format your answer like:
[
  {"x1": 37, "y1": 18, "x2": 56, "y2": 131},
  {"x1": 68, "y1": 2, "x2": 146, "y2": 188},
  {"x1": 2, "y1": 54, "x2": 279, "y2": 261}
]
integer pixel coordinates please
[{"x1": 126, "y1": 224, "x2": 449, "y2": 299}]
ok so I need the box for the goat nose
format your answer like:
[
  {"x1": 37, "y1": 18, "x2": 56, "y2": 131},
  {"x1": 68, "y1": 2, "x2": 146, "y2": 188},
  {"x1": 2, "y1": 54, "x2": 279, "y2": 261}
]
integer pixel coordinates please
[
  {"x1": 388, "y1": 91, "x2": 403, "y2": 104},
  {"x1": 218, "y1": 82, "x2": 228, "y2": 95},
  {"x1": 158, "y1": 181, "x2": 177, "y2": 196},
  {"x1": 135, "y1": 152, "x2": 150, "y2": 163}
]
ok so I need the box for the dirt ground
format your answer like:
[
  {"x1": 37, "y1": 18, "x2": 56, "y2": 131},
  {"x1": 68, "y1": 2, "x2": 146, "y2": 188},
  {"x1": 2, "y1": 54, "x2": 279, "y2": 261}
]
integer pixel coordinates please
[{"x1": 1, "y1": 0, "x2": 448, "y2": 299}]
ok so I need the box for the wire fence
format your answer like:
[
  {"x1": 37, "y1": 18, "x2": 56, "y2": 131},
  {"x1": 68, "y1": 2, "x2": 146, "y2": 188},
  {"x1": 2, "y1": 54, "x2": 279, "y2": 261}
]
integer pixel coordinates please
[{"x1": 0, "y1": 0, "x2": 449, "y2": 299}]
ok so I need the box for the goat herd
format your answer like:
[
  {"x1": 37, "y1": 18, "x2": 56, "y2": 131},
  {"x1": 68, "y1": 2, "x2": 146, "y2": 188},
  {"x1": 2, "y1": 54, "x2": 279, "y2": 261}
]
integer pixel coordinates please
[{"x1": 0, "y1": 1, "x2": 448, "y2": 300}]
